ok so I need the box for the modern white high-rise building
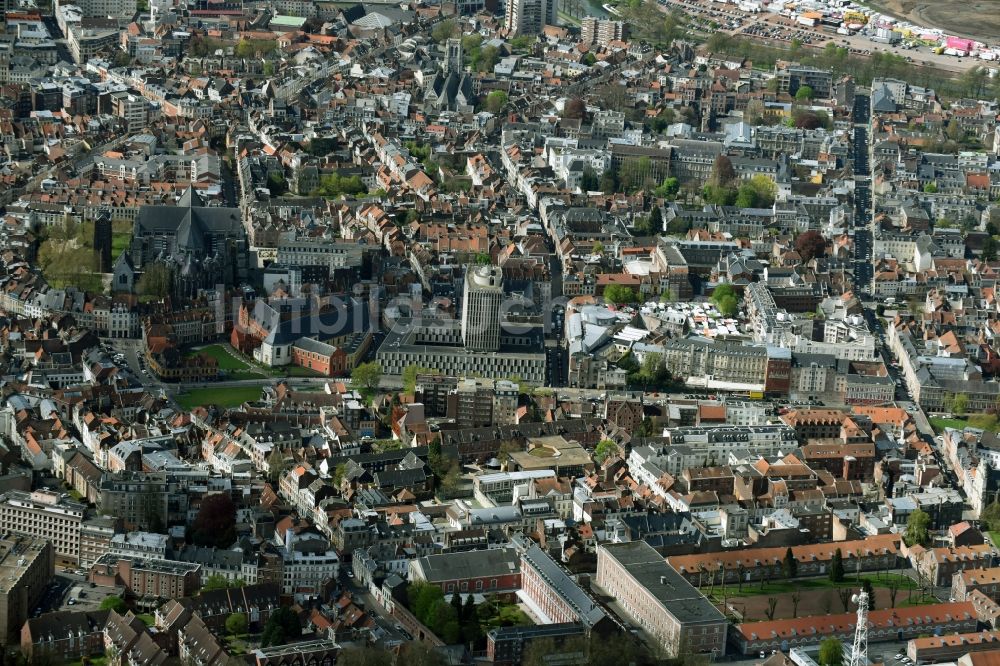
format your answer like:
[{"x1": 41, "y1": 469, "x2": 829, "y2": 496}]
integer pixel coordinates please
[
  {"x1": 461, "y1": 265, "x2": 503, "y2": 352},
  {"x1": 504, "y1": 0, "x2": 555, "y2": 36}
]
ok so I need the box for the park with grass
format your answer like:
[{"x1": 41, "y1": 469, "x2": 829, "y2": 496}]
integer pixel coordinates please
[
  {"x1": 183, "y1": 344, "x2": 325, "y2": 381},
  {"x1": 928, "y1": 412, "x2": 1000, "y2": 433},
  {"x1": 174, "y1": 386, "x2": 265, "y2": 411},
  {"x1": 708, "y1": 572, "x2": 930, "y2": 622},
  {"x1": 36, "y1": 218, "x2": 132, "y2": 293}
]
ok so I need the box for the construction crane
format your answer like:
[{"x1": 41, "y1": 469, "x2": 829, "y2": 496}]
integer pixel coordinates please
[{"x1": 849, "y1": 590, "x2": 869, "y2": 666}]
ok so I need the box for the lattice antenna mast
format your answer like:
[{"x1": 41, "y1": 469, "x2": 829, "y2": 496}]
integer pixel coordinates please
[{"x1": 850, "y1": 590, "x2": 869, "y2": 666}]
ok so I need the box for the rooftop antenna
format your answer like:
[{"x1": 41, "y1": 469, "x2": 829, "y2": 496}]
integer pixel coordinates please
[{"x1": 849, "y1": 590, "x2": 869, "y2": 666}]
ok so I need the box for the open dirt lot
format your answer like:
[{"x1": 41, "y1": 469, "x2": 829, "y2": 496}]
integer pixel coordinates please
[{"x1": 866, "y1": 0, "x2": 1000, "y2": 44}]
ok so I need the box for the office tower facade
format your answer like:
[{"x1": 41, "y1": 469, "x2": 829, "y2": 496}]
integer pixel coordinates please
[
  {"x1": 504, "y1": 0, "x2": 554, "y2": 36},
  {"x1": 461, "y1": 265, "x2": 503, "y2": 352}
]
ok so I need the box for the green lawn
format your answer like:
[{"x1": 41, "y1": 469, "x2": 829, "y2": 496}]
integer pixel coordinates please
[
  {"x1": 707, "y1": 573, "x2": 918, "y2": 601},
  {"x1": 186, "y1": 344, "x2": 251, "y2": 371},
  {"x1": 988, "y1": 532, "x2": 1000, "y2": 548},
  {"x1": 929, "y1": 414, "x2": 1000, "y2": 433},
  {"x1": 529, "y1": 448, "x2": 555, "y2": 457},
  {"x1": 111, "y1": 232, "x2": 131, "y2": 258},
  {"x1": 175, "y1": 386, "x2": 264, "y2": 410},
  {"x1": 67, "y1": 658, "x2": 107, "y2": 666},
  {"x1": 136, "y1": 614, "x2": 155, "y2": 627}
]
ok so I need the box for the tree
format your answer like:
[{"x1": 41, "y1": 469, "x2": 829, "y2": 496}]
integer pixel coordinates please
[
  {"x1": 716, "y1": 295, "x2": 738, "y2": 317},
  {"x1": 982, "y1": 500, "x2": 1000, "y2": 532},
  {"x1": 818, "y1": 638, "x2": 843, "y2": 666},
  {"x1": 984, "y1": 236, "x2": 998, "y2": 262},
  {"x1": 351, "y1": 361, "x2": 382, "y2": 393},
  {"x1": 563, "y1": 97, "x2": 586, "y2": 120},
  {"x1": 923, "y1": 182, "x2": 939, "y2": 193},
  {"x1": 765, "y1": 596, "x2": 778, "y2": 621},
  {"x1": 266, "y1": 447, "x2": 287, "y2": 484},
  {"x1": 190, "y1": 493, "x2": 236, "y2": 549},
  {"x1": 829, "y1": 548, "x2": 845, "y2": 582},
  {"x1": 593, "y1": 241, "x2": 605, "y2": 255},
  {"x1": 837, "y1": 586, "x2": 852, "y2": 612},
  {"x1": 782, "y1": 547, "x2": 798, "y2": 579},
  {"x1": 432, "y1": 19, "x2": 457, "y2": 43},
  {"x1": 471, "y1": 45, "x2": 499, "y2": 72},
  {"x1": 594, "y1": 439, "x2": 618, "y2": 463},
  {"x1": 225, "y1": 612, "x2": 248, "y2": 636},
  {"x1": 709, "y1": 284, "x2": 739, "y2": 317},
  {"x1": 337, "y1": 647, "x2": 395, "y2": 666},
  {"x1": 137, "y1": 263, "x2": 172, "y2": 299},
  {"x1": 603, "y1": 284, "x2": 638, "y2": 304},
  {"x1": 887, "y1": 577, "x2": 901, "y2": 608},
  {"x1": 202, "y1": 574, "x2": 243, "y2": 591},
  {"x1": 398, "y1": 642, "x2": 449, "y2": 666},
  {"x1": 484, "y1": 90, "x2": 508, "y2": 114},
  {"x1": 311, "y1": 172, "x2": 367, "y2": 198},
  {"x1": 649, "y1": 206, "x2": 663, "y2": 234},
  {"x1": 403, "y1": 365, "x2": 438, "y2": 393},
  {"x1": 709, "y1": 154, "x2": 736, "y2": 189},
  {"x1": 580, "y1": 166, "x2": 600, "y2": 192},
  {"x1": 905, "y1": 509, "x2": 932, "y2": 547},
  {"x1": 862, "y1": 579, "x2": 875, "y2": 610},
  {"x1": 795, "y1": 85, "x2": 814, "y2": 101},
  {"x1": 261, "y1": 607, "x2": 302, "y2": 647},
  {"x1": 654, "y1": 176, "x2": 680, "y2": 200},
  {"x1": 953, "y1": 392, "x2": 969, "y2": 416},
  {"x1": 582, "y1": 52, "x2": 597, "y2": 66},
  {"x1": 100, "y1": 596, "x2": 127, "y2": 613},
  {"x1": 945, "y1": 119, "x2": 963, "y2": 142},
  {"x1": 791, "y1": 588, "x2": 801, "y2": 616},
  {"x1": 795, "y1": 230, "x2": 827, "y2": 262}
]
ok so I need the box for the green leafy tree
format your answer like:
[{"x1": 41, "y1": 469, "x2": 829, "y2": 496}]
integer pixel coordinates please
[
  {"x1": 982, "y1": 500, "x2": 1000, "y2": 531},
  {"x1": 351, "y1": 361, "x2": 382, "y2": 393},
  {"x1": 829, "y1": 548, "x2": 845, "y2": 582},
  {"x1": 483, "y1": 90, "x2": 508, "y2": 114},
  {"x1": 709, "y1": 284, "x2": 738, "y2": 313},
  {"x1": 924, "y1": 182, "x2": 939, "y2": 193},
  {"x1": 225, "y1": 612, "x2": 248, "y2": 636},
  {"x1": 983, "y1": 236, "x2": 997, "y2": 262},
  {"x1": 953, "y1": 393, "x2": 969, "y2": 416},
  {"x1": 432, "y1": 19, "x2": 457, "y2": 43},
  {"x1": 649, "y1": 206, "x2": 663, "y2": 233},
  {"x1": 818, "y1": 638, "x2": 843, "y2": 666},
  {"x1": 403, "y1": 365, "x2": 438, "y2": 394},
  {"x1": 604, "y1": 284, "x2": 638, "y2": 304},
  {"x1": 594, "y1": 439, "x2": 618, "y2": 463},
  {"x1": 471, "y1": 45, "x2": 499, "y2": 72},
  {"x1": 311, "y1": 172, "x2": 367, "y2": 198},
  {"x1": 261, "y1": 607, "x2": 302, "y2": 647},
  {"x1": 716, "y1": 295, "x2": 738, "y2": 317},
  {"x1": 782, "y1": 547, "x2": 798, "y2": 578},
  {"x1": 202, "y1": 574, "x2": 244, "y2": 591},
  {"x1": 905, "y1": 509, "x2": 932, "y2": 547},
  {"x1": 137, "y1": 263, "x2": 172, "y2": 299},
  {"x1": 654, "y1": 176, "x2": 680, "y2": 200},
  {"x1": 795, "y1": 85, "x2": 814, "y2": 101}
]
